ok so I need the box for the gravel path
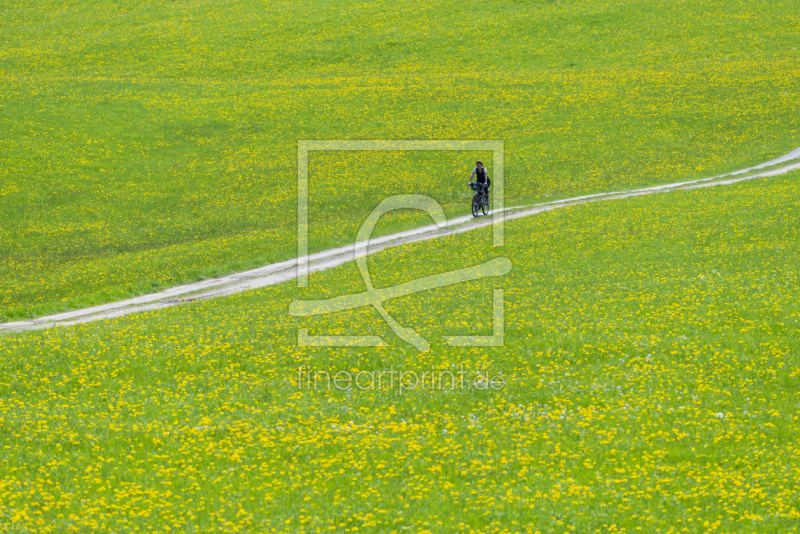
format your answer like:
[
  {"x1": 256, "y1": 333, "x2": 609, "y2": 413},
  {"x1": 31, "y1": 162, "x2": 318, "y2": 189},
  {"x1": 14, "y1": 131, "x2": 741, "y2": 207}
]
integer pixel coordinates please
[{"x1": 3, "y1": 148, "x2": 799, "y2": 333}]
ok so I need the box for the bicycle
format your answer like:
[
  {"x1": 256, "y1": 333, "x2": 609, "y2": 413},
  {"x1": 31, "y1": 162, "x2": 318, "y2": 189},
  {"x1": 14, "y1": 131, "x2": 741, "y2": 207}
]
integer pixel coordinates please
[{"x1": 469, "y1": 182, "x2": 490, "y2": 217}]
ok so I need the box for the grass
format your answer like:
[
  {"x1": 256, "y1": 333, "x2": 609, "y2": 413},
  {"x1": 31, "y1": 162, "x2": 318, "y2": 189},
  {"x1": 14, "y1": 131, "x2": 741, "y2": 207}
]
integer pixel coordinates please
[
  {"x1": 1, "y1": 171, "x2": 799, "y2": 532},
  {"x1": 2, "y1": 0, "x2": 800, "y2": 320},
  {"x1": 2, "y1": 1, "x2": 799, "y2": 530}
]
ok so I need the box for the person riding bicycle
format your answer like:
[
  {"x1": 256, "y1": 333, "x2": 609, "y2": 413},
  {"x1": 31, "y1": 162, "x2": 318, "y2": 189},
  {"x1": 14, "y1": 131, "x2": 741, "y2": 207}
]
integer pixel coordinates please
[{"x1": 468, "y1": 161, "x2": 490, "y2": 197}]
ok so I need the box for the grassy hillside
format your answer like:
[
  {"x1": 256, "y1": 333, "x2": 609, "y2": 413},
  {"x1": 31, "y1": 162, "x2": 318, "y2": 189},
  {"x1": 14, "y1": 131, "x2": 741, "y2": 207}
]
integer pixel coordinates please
[
  {"x1": 2, "y1": 171, "x2": 799, "y2": 532},
  {"x1": 2, "y1": 0, "x2": 799, "y2": 320}
]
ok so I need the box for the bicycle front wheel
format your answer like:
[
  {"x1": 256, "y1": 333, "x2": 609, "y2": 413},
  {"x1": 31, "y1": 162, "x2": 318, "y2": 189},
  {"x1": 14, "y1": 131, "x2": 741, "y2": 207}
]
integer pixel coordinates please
[{"x1": 472, "y1": 195, "x2": 479, "y2": 217}]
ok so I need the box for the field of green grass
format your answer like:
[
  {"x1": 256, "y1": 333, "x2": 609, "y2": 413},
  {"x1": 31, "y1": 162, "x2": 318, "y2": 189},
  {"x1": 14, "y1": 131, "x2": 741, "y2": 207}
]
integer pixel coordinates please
[
  {"x1": 1, "y1": 0, "x2": 799, "y2": 320},
  {"x1": 2, "y1": 171, "x2": 799, "y2": 532},
  {"x1": 3, "y1": 0, "x2": 800, "y2": 532}
]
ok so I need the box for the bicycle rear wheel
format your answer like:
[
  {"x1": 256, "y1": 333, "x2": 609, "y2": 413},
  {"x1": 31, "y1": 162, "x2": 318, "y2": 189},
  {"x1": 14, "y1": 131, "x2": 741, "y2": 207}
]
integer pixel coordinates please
[
  {"x1": 481, "y1": 193, "x2": 489, "y2": 215},
  {"x1": 472, "y1": 194, "x2": 479, "y2": 217}
]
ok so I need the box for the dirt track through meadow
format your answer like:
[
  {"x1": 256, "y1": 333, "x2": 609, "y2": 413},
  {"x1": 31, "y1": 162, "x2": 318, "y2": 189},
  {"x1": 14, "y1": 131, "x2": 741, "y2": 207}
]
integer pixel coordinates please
[{"x1": 3, "y1": 148, "x2": 799, "y2": 333}]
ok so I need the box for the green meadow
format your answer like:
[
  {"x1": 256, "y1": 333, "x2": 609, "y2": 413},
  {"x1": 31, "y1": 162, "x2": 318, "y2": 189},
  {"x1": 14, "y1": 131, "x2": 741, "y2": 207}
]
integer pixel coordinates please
[
  {"x1": 1, "y1": 0, "x2": 799, "y2": 320},
  {"x1": 2, "y1": 172, "x2": 799, "y2": 532},
  {"x1": 2, "y1": 0, "x2": 800, "y2": 532}
]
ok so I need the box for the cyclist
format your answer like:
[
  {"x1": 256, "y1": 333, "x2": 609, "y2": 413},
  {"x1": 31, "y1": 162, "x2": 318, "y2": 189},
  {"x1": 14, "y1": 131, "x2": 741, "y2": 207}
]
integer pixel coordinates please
[{"x1": 467, "y1": 161, "x2": 490, "y2": 198}]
